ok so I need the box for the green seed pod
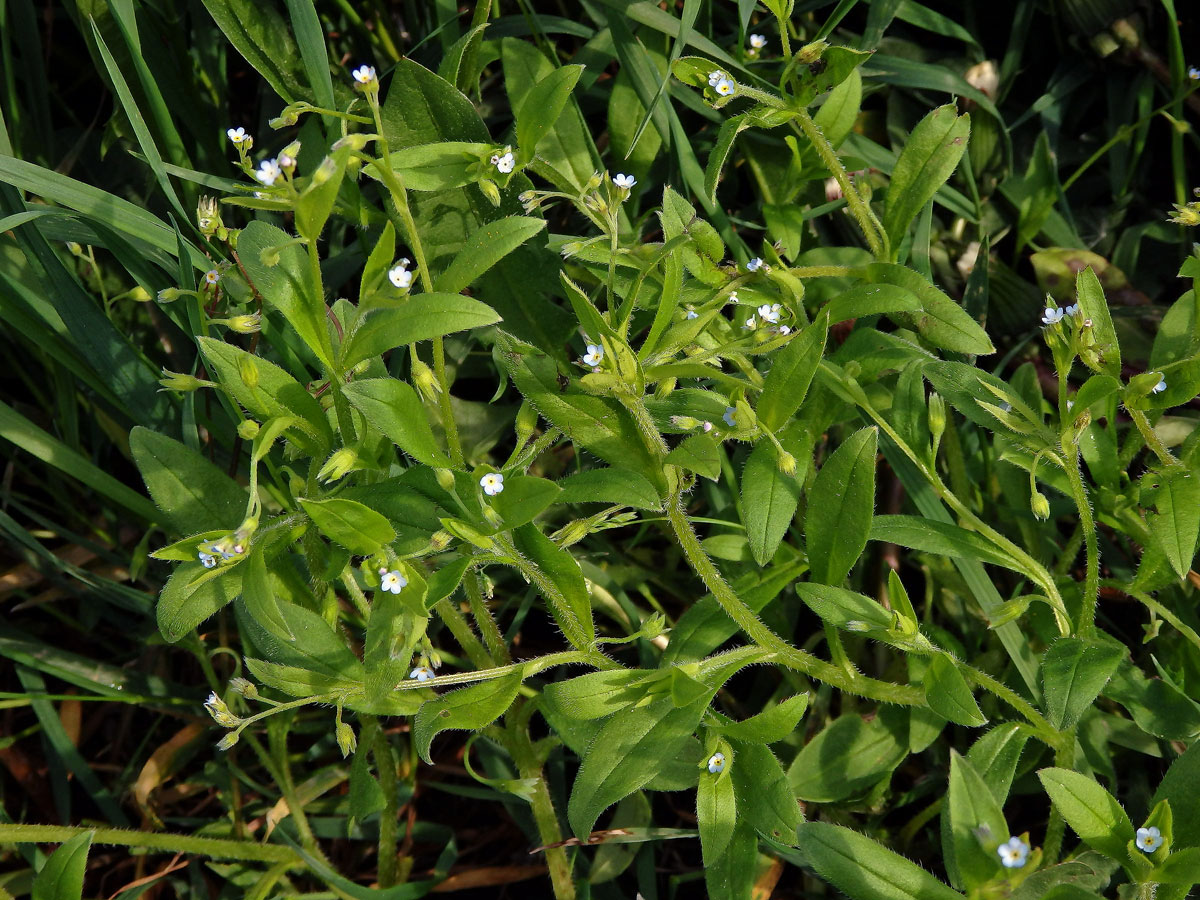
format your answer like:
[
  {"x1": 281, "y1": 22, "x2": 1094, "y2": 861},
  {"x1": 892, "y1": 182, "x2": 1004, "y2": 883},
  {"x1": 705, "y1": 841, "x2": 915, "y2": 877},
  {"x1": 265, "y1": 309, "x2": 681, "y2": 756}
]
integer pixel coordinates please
[
  {"x1": 1031, "y1": 492, "x2": 1051, "y2": 521},
  {"x1": 237, "y1": 419, "x2": 260, "y2": 440}
]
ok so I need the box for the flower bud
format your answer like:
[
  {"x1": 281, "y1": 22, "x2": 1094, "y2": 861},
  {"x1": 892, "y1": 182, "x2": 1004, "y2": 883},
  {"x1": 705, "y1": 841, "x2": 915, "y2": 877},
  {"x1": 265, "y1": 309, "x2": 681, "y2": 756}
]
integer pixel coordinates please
[
  {"x1": 429, "y1": 530, "x2": 452, "y2": 552},
  {"x1": 228, "y1": 677, "x2": 258, "y2": 698},
  {"x1": 412, "y1": 359, "x2": 441, "y2": 403},
  {"x1": 238, "y1": 356, "x2": 259, "y2": 390},
  {"x1": 478, "y1": 178, "x2": 501, "y2": 207},
  {"x1": 928, "y1": 393, "x2": 947, "y2": 444},
  {"x1": 318, "y1": 448, "x2": 360, "y2": 483},
  {"x1": 1031, "y1": 492, "x2": 1051, "y2": 521},
  {"x1": 237, "y1": 419, "x2": 260, "y2": 440},
  {"x1": 557, "y1": 519, "x2": 590, "y2": 546},
  {"x1": 66, "y1": 241, "x2": 85, "y2": 257},
  {"x1": 157, "y1": 287, "x2": 182, "y2": 303},
  {"x1": 333, "y1": 133, "x2": 371, "y2": 153},
  {"x1": 641, "y1": 611, "x2": 668, "y2": 640},
  {"x1": 158, "y1": 368, "x2": 209, "y2": 392},
  {"x1": 796, "y1": 40, "x2": 828, "y2": 64},
  {"x1": 197, "y1": 195, "x2": 221, "y2": 236},
  {"x1": 204, "y1": 692, "x2": 240, "y2": 728},
  {"x1": 516, "y1": 400, "x2": 539, "y2": 445},
  {"x1": 127, "y1": 285, "x2": 152, "y2": 302},
  {"x1": 776, "y1": 449, "x2": 797, "y2": 475},
  {"x1": 670, "y1": 415, "x2": 702, "y2": 430},
  {"x1": 434, "y1": 468, "x2": 456, "y2": 492},
  {"x1": 481, "y1": 503, "x2": 504, "y2": 529},
  {"x1": 336, "y1": 720, "x2": 357, "y2": 757},
  {"x1": 308, "y1": 156, "x2": 338, "y2": 187},
  {"x1": 226, "y1": 313, "x2": 262, "y2": 334},
  {"x1": 216, "y1": 732, "x2": 240, "y2": 751}
]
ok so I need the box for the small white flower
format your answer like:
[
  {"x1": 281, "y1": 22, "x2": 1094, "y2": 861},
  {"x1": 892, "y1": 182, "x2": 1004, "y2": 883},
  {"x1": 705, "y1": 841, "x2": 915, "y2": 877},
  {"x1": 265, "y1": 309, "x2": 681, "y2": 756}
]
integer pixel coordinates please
[
  {"x1": 352, "y1": 64, "x2": 376, "y2": 85},
  {"x1": 1064, "y1": 303, "x2": 1079, "y2": 317},
  {"x1": 749, "y1": 34, "x2": 767, "y2": 49},
  {"x1": 278, "y1": 153, "x2": 295, "y2": 169},
  {"x1": 744, "y1": 315, "x2": 757, "y2": 330},
  {"x1": 758, "y1": 303, "x2": 781, "y2": 324},
  {"x1": 702, "y1": 421, "x2": 713, "y2": 432},
  {"x1": 255, "y1": 158, "x2": 282, "y2": 186},
  {"x1": 722, "y1": 407, "x2": 737, "y2": 427},
  {"x1": 746, "y1": 257, "x2": 764, "y2": 273},
  {"x1": 714, "y1": 77, "x2": 736, "y2": 97},
  {"x1": 998, "y1": 836, "x2": 1029, "y2": 869},
  {"x1": 708, "y1": 70, "x2": 726, "y2": 87},
  {"x1": 582, "y1": 343, "x2": 604, "y2": 366},
  {"x1": 778, "y1": 325, "x2": 791, "y2": 335},
  {"x1": 227, "y1": 127, "x2": 249, "y2": 144},
  {"x1": 204, "y1": 269, "x2": 220, "y2": 287},
  {"x1": 495, "y1": 150, "x2": 515, "y2": 174},
  {"x1": 825, "y1": 176, "x2": 844, "y2": 203},
  {"x1": 613, "y1": 173, "x2": 637, "y2": 189},
  {"x1": 1152, "y1": 376, "x2": 1167, "y2": 395},
  {"x1": 388, "y1": 259, "x2": 413, "y2": 289},
  {"x1": 199, "y1": 552, "x2": 217, "y2": 569},
  {"x1": 707, "y1": 752, "x2": 726, "y2": 774},
  {"x1": 1041, "y1": 306, "x2": 1064, "y2": 325},
  {"x1": 380, "y1": 569, "x2": 408, "y2": 594},
  {"x1": 685, "y1": 306, "x2": 699, "y2": 320},
  {"x1": 1136, "y1": 826, "x2": 1163, "y2": 852},
  {"x1": 409, "y1": 666, "x2": 435, "y2": 682},
  {"x1": 1190, "y1": 66, "x2": 1200, "y2": 81},
  {"x1": 481, "y1": 472, "x2": 505, "y2": 496}
]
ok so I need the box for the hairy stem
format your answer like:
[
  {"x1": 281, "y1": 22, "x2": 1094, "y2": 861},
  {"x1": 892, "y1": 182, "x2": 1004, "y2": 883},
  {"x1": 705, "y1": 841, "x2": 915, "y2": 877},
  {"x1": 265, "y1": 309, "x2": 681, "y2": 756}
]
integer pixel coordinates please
[{"x1": 1062, "y1": 445, "x2": 1099, "y2": 636}]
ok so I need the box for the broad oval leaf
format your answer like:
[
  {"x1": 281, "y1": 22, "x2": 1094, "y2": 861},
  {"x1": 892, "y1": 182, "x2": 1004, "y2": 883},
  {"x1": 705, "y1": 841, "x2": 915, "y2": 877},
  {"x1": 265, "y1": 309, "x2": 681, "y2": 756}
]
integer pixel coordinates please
[
  {"x1": 697, "y1": 759, "x2": 737, "y2": 864},
  {"x1": 717, "y1": 693, "x2": 808, "y2": 743},
  {"x1": 756, "y1": 313, "x2": 828, "y2": 432},
  {"x1": 435, "y1": 216, "x2": 547, "y2": 294},
  {"x1": 1041, "y1": 637, "x2": 1126, "y2": 731},
  {"x1": 557, "y1": 467, "x2": 663, "y2": 510},
  {"x1": 943, "y1": 751, "x2": 1007, "y2": 890},
  {"x1": 340, "y1": 294, "x2": 502, "y2": 369},
  {"x1": 787, "y1": 712, "x2": 907, "y2": 802},
  {"x1": 1037, "y1": 767, "x2": 1135, "y2": 863},
  {"x1": 742, "y1": 439, "x2": 802, "y2": 566},
  {"x1": 924, "y1": 653, "x2": 987, "y2": 727},
  {"x1": 31, "y1": 831, "x2": 92, "y2": 900},
  {"x1": 158, "y1": 564, "x2": 243, "y2": 642},
  {"x1": 414, "y1": 671, "x2": 524, "y2": 763},
  {"x1": 131, "y1": 427, "x2": 246, "y2": 533},
  {"x1": 343, "y1": 378, "x2": 450, "y2": 467},
  {"x1": 299, "y1": 497, "x2": 396, "y2": 555}
]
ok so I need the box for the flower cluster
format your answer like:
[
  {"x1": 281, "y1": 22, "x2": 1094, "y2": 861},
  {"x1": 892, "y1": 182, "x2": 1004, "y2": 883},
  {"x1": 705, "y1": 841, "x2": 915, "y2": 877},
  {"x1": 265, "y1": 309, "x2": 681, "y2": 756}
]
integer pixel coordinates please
[{"x1": 1040, "y1": 303, "x2": 1078, "y2": 325}]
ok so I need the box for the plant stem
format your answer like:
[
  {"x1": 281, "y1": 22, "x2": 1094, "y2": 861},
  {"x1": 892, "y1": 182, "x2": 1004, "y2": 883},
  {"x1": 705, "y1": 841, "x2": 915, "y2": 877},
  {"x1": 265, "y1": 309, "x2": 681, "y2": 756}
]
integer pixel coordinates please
[
  {"x1": 371, "y1": 720, "x2": 400, "y2": 887},
  {"x1": 1128, "y1": 408, "x2": 1179, "y2": 468},
  {"x1": 507, "y1": 698, "x2": 575, "y2": 900},
  {"x1": 1062, "y1": 445, "x2": 1099, "y2": 636},
  {"x1": 665, "y1": 490, "x2": 923, "y2": 706},
  {"x1": 0, "y1": 824, "x2": 300, "y2": 865},
  {"x1": 793, "y1": 109, "x2": 886, "y2": 258},
  {"x1": 433, "y1": 597, "x2": 494, "y2": 670},
  {"x1": 465, "y1": 571, "x2": 511, "y2": 664}
]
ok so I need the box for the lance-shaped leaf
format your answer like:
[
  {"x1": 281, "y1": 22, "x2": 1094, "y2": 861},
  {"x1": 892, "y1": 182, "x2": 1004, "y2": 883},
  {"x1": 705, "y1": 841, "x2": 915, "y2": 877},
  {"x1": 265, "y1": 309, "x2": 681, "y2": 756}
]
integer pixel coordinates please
[
  {"x1": 340, "y1": 294, "x2": 501, "y2": 369},
  {"x1": 1038, "y1": 768, "x2": 1135, "y2": 863},
  {"x1": 300, "y1": 498, "x2": 395, "y2": 555},
  {"x1": 343, "y1": 378, "x2": 450, "y2": 467},
  {"x1": 414, "y1": 672, "x2": 524, "y2": 763},
  {"x1": 797, "y1": 822, "x2": 964, "y2": 900},
  {"x1": 806, "y1": 426, "x2": 877, "y2": 585},
  {"x1": 1041, "y1": 637, "x2": 1125, "y2": 731},
  {"x1": 882, "y1": 105, "x2": 970, "y2": 250}
]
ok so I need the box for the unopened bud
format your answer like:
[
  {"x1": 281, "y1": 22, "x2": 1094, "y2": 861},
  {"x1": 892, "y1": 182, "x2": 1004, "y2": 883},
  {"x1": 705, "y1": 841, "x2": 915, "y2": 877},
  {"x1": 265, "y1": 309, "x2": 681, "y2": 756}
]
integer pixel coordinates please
[
  {"x1": 481, "y1": 504, "x2": 503, "y2": 528},
  {"x1": 128, "y1": 286, "x2": 152, "y2": 302},
  {"x1": 157, "y1": 287, "x2": 182, "y2": 303},
  {"x1": 238, "y1": 356, "x2": 259, "y2": 390},
  {"x1": 216, "y1": 732, "x2": 240, "y2": 751},
  {"x1": 776, "y1": 449, "x2": 797, "y2": 475},
  {"x1": 671, "y1": 415, "x2": 702, "y2": 430},
  {"x1": 228, "y1": 677, "x2": 258, "y2": 698},
  {"x1": 318, "y1": 447, "x2": 359, "y2": 483},
  {"x1": 516, "y1": 400, "x2": 539, "y2": 444},
  {"x1": 1031, "y1": 492, "x2": 1051, "y2": 521},
  {"x1": 429, "y1": 530, "x2": 452, "y2": 551},
  {"x1": 204, "y1": 692, "x2": 240, "y2": 728},
  {"x1": 237, "y1": 419, "x2": 260, "y2": 440},
  {"x1": 434, "y1": 468, "x2": 456, "y2": 492},
  {"x1": 159, "y1": 368, "x2": 209, "y2": 392},
  {"x1": 333, "y1": 133, "x2": 370, "y2": 153},
  {"x1": 796, "y1": 40, "x2": 828, "y2": 64},
  {"x1": 928, "y1": 393, "x2": 947, "y2": 444},
  {"x1": 641, "y1": 611, "x2": 668, "y2": 640},
  {"x1": 336, "y1": 721, "x2": 357, "y2": 757},
  {"x1": 478, "y1": 178, "x2": 501, "y2": 207},
  {"x1": 66, "y1": 241, "x2": 85, "y2": 256},
  {"x1": 412, "y1": 359, "x2": 441, "y2": 402},
  {"x1": 226, "y1": 313, "x2": 262, "y2": 334},
  {"x1": 308, "y1": 156, "x2": 337, "y2": 187},
  {"x1": 558, "y1": 519, "x2": 590, "y2": 546}
]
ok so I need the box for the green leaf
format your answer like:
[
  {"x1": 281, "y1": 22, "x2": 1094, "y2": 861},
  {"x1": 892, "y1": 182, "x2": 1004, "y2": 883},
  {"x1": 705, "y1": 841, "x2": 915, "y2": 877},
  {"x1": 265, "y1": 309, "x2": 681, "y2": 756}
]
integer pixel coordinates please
[
  {"x1": 787, "y1": 712, "x2": 907, "y2": 802},
  {"x1": 130, "y1": 427, "x2": 246, "y2": 534},
  {"x1": 236, "y1": 594, "x2": 365, "y2": 680},
  {"x1": 1152, "y1": 848, "x2": 1200, "y2": 885},
  {"x1": 665, "y1": 432, "x2": 721, "y2": 481},
  {"x1": 1104, "y1": 662, "x2": 1200, "y2": 741},
  {"x1": 1037, "y1": 768, "x2": 1135, "y2": 863},
  {"x1": 515, "y1": 65, "x2": 584, "y2": 159},
  {"x1": 158, "y1": 565, "x2": 243, "y2": 642},
  {"x1": 369, "y1": 142, "x2": 489, "y2": 191},
  {"x1": 295, "y1": 142, "x2": 354, "y2": 242},
  {"x1": 925, "y1": 653, "x2": 987, "y2": 727},
  {"x1": 861, "y1": 264, "x2": 995, "y2": 355},
  {"x1": 824, "y1": 283, "x2": 922, "y2": 323},
  {"x1": 343, "y1": 379, "x2": 451, "y2": 467},
  {"x1": 967, "y1": 725, "x2": 1029, "y2": 806},
  {"x1": 729, "y1": 740, "x2": 801, "y2": 844},
  {"x1": 923, "y1": 360, "x2": 1049, "y2": 443},
  {"x1": 283, "y1": 0, "x2": 335, "y2": 109},
  {"x1": 381, "y1": 57, "x2": 490, "y2": 146},
  {"x1": 796, "y1": 582, "x2": 894, "y2": 633},
  {"x1": 704, "y1": 114, "x2": 751, "y2": 204},
  {"x1": 943, "y1": 752, "x2": 1006, "y2": 889},
  {"x1": 1074, "y1": 266, "x2": 1121, "y2": 376},
  {"x1": 697, "y1": 758, "x2": 737, "y2": 865},
  {"x1": 490, "y1": 475, "x2": 561, "y2": 529},
  {"x1": 340, "y1": 294, "x2": 502, "y2": 370},
  {"x1": 540, "y1": 670, "x2": 658, "y2": 722},
  {"x1": 200, "y1": 0, "x2": 310, "y2": 103},
  {"x1": 806, "y1": 426, "x2": 877, "y2": 585},
  {"x1": 741, "y1": 439, "x2": 802, "y2": 566},
  {"x1": 236, "y1": 221, "x2": 332, "y2": 367},
  {"x1": 756, "y1": 313, "x2": 828, "y2": 431},
  {"x1": 244, "y1": 657, "x2": 360, "y2": 698},
  {"x1": 435, "y1": 216, "x2": 548, "y2": 294},
  {"x1": 32, "y1": 831, "x2": 92, "y2": 900},
  {"x1": 414, "y1": 672, "x2": 524, "y2": 764},
  {"x1": 882, "y1": 105, "x2": 970, "y2": 250},
  {"x1": 717, "y1": 693, "x2": 808, "y2": 743},
  {"x1": 512, "y1": 522, "x2": 594, "y2": 648},
  {"x1": 1141, "y1": 468, "x2": 1200, "y2": 580},
  {"x1": 1152, "y1": 742, "x2": 1200, "y2": 849},
  {"x1": 568, "y1": 694, "x2": 708, "y2": 838},
  {"x1": 797, "y1": 822, "x2": 964, "y2": 900},
  {"x1": 704, "y1": 821, "x2": 758, "y2": 900},
  {"x1": 1041, "y1": 638, "x2": 1125, "y2": 731},
  {"x1": 557, "y1": 468, "x2": 663, "y2": 510},
  {"x1": 198, "y1": 337, "x2": 331, "y2": 455},
  {"x1": 870, "y1": 515, "x2": 1027, "y2": 575},
  {"x1": 300, "y1": 498, "x2": 396, "y2": 555}
]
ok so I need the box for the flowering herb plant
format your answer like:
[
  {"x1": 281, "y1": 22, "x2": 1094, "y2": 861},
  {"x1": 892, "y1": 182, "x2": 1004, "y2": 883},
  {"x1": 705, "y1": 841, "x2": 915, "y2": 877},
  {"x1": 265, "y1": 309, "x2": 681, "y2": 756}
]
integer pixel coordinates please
[{"x1": 3, "y1": 2, "x2": 1200, "y2": 899}]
